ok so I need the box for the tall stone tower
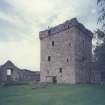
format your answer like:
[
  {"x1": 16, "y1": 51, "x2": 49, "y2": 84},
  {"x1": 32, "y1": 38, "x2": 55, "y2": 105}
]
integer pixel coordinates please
[{"x1": 39, "y1": 18, "x2": 93, "y2": 84}]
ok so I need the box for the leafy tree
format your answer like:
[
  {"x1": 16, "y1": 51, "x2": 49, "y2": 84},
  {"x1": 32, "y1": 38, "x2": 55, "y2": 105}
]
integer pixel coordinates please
[
  {"x1": 94, "y1": 29, "x2": 105, "y2": 70},
  {"x1": 93, "y1": 0, "x2": 105, "y2": 71},
  {"x1": 97, "y1": 0, "x2": 105, "y2": 31}
]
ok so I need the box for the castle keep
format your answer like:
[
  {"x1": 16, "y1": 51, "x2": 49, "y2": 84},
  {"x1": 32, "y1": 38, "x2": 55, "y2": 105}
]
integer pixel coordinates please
[{"x1": 39, "y1": 18, "x2": 93, "y2": 84}]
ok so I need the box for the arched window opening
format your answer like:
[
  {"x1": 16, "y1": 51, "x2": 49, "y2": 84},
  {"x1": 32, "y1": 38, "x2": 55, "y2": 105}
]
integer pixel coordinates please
[{"x1": 7, "y1": 69, "x2": 12, "y2": 76}]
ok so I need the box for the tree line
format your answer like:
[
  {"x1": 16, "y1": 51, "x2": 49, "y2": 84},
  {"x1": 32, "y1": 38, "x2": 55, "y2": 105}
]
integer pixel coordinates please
[{"x1": 94, "y1": 0, "x2": 105, "y2": 71}]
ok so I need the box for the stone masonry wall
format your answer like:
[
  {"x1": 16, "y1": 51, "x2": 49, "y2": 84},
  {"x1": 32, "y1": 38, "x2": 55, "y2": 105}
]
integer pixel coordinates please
[
  {"x1": 74, "y1": 28, "x2": 92, "y2": 83},
  {"x1": 40, "y1": 18, "x2": 93, "y2": 84},
  {"x1": 40, "y1": 27, "x2": 77, "y2": 84}
]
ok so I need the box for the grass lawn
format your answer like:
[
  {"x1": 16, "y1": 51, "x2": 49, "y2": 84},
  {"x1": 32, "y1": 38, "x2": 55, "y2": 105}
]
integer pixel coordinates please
[{"x1": 0, "y1": 84, "x2": 105, "y2": 105}]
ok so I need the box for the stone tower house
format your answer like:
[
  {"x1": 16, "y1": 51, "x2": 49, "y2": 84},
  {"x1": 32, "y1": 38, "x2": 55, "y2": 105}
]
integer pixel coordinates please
[{"x1": 39, "y1": 18, "x2": 93, "y2": 84}]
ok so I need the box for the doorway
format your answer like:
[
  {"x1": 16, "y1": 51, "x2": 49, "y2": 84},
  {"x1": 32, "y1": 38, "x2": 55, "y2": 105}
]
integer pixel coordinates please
[{"x1": 52, "y1": 76, "x2": 57, "y2": 83}]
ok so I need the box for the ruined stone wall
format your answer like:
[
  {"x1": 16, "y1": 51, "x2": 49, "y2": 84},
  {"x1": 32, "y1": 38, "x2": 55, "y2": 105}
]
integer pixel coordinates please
[
  {"x1": 0, "y1": 64, "x2": 20, "y2": 81},
  {"x1": 19, "y1": 70, "x2": 40, "y2": 81},
  {"x1": 0, "y1": 61, "x2": 40, "y2": 82}
]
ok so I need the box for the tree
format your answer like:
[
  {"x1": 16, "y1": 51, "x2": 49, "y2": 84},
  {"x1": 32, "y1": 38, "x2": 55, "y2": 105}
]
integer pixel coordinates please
[
  {"x1": 94, "y1": 29, "x2": 105, "y2": 70},
  {"x1": 97, "y1": 0, "x2": 105, "y2": 31},
  {"x1": 93, "y1": 0, "x2": 105, "y2": 71}
]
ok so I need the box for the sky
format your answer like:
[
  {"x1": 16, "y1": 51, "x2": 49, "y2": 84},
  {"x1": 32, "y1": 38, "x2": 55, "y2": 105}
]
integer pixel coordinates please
[{"x1": 0, "y1": 0, "x2": 98, "y2": 71}]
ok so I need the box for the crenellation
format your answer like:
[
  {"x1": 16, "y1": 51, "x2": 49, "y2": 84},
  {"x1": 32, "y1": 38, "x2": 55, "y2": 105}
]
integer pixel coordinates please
[
  {"x1": 40, "y1": 18, "x2": 93, "y2": 40},
  {"x1": 39, "y1": 30, "x2": 49, "y2": 40}
]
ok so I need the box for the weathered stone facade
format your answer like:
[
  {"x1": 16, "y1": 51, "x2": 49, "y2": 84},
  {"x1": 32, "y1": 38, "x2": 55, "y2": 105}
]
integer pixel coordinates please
[
  {"x1": 39, "y1": 18, "x2": 93, "y2": 84},
  {"x1": 0, "y1": 60, "x2": 40, "y2": 82}
]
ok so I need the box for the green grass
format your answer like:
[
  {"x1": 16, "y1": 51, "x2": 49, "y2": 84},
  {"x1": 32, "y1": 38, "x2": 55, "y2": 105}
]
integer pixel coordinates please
[{"x1": 0, "y1": 84, "x2": 105, "y2": 105}]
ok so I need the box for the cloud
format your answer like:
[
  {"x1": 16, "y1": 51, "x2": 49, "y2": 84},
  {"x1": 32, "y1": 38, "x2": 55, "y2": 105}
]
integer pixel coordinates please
[
  {"x1": 0, "y1": 0, "x2": 97, "y2": 70},
  {"x1": 0, "y1": 0, "x2": 15, "y2": 13},
  {"x1": 0, "y1": 38, "x2": 40, "y2": 70}
]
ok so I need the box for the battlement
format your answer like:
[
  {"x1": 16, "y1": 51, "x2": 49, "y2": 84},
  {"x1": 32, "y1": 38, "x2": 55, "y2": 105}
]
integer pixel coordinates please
[{"x1": 39, "y1": 18, "x2": 93, "y2": 40}]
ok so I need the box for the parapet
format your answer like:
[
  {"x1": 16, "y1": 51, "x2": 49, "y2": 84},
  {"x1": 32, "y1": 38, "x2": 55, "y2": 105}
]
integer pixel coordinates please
[{"x1": 39, "y1": 18, "x2": 93, "y2": 40}]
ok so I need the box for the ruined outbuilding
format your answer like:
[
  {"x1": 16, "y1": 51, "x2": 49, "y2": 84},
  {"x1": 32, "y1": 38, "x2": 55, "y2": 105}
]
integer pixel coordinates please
[{"x1": 0, "y1": 60, "x2": 40, "y2": 82}]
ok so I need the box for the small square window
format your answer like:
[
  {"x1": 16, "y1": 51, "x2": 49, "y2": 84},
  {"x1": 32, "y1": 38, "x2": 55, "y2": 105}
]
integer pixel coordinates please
[
  {"x1": 67, "y1": 58, "x2": 69, "y2": 62},
  {"x1": 52, "y1": 41, "x2": 54, "y2": 46},
  {"x1": 59, "y1": 68, "x2": 62, "y2": 73},
  {"x1": 69, "y1": 43, "x2": 71, "y2": 46},
  {"x1": 47, "y1": 70, "x2": 49, "y2": 74},
  {"x1": 48, "y1": 56, "x2": 51, "y2": 62}
]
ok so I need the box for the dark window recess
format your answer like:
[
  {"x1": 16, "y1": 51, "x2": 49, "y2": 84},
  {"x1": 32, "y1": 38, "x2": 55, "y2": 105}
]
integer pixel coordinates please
[
  {"x1": 47, "y1": 70, "x2": 49, "y2": 74},
  {"x1": 59, "y1": 68, "x2": 62, "y2": 73},
  {"x1": 83, "y1": 40, "x2": 85, "y2": 48},
  {"x1": 69, "y1": 43, "x2": 71, "y2": 46},
  {"x1": 68, "y1": 25, "x2": 69, "y2": 29},
  {"x1": 52, "y1": 41, "x2": 54, "y2": 46},
  {"x1": 82, "y1": 56, "x2": 86, "y2": 61},
  {"x1": 67, "y1": 58, "x2": 69, "y2": 62},
  {"x1": 48, "y1": 30, "x2": 51, "y2": 35},
  {"x1": 48, "y1": 56, "x2": 51, "y2": 62}
]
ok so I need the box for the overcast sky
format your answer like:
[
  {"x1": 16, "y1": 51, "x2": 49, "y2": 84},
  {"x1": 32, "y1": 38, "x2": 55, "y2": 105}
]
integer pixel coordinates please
[{"x1": 0, "y1": 0, "x2": 98, "y2": 71}]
